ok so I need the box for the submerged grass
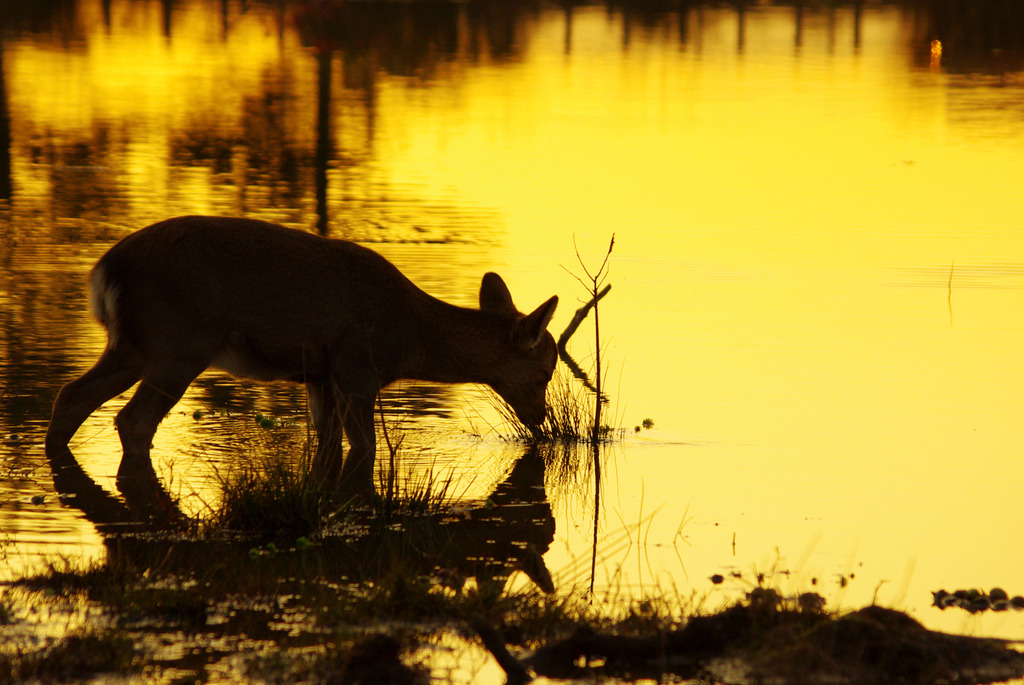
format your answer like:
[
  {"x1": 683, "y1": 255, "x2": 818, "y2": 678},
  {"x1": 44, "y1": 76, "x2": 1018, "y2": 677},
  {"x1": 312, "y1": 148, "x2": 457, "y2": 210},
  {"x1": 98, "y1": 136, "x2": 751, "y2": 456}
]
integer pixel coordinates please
[{"x1": 197, "y1": 417, "x2": 332, "y2": 543}]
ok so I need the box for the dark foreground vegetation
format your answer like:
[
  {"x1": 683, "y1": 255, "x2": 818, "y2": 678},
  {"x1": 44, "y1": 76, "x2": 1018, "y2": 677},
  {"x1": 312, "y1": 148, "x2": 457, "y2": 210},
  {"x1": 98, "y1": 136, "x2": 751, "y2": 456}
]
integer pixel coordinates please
[
  {"x1": 4, "y1": 553, "x2": 1024, "y2": 684},
  {"x1": 4, "y1": 439, "x2": 1024, "y2": 685}
]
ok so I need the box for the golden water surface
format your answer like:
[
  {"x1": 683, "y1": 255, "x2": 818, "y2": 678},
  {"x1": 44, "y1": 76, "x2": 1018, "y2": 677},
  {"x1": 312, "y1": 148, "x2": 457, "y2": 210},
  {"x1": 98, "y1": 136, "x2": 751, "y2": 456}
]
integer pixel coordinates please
[{"x1": 1, "y1": 0, "x2": 1023, "y2": 649}]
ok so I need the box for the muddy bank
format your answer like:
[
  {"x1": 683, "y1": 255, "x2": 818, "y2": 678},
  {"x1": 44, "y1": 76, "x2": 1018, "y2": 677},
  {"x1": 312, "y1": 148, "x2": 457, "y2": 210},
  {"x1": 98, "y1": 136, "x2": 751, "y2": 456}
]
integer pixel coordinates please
[{"x1": 521, "y1": 601, "x2": 1024, "y2": 684}]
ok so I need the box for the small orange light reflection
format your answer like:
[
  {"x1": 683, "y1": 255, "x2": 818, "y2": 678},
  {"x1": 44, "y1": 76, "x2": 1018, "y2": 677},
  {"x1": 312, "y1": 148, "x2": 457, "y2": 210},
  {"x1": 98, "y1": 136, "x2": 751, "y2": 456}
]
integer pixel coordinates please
[{"x1": 930, "y1": 39, "x2": 942, "y2": 70}]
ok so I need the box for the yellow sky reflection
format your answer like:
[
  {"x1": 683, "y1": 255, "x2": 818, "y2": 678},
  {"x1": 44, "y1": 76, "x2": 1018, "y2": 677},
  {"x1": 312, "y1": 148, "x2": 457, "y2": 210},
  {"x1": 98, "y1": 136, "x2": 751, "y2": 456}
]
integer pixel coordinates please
[
  {"x1": 371, "y1": 5, "x2": 1024, "y2": 631},
  {"x1": 375, "y1": 7, "x2": 1024, "y2": 274}
]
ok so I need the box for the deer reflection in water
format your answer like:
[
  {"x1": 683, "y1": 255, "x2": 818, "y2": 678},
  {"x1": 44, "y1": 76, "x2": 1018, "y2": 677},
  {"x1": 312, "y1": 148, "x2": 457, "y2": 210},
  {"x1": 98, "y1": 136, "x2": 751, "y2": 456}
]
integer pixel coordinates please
[{"x1": 45, "y1": 444, "x2": 556, "y2": 596}]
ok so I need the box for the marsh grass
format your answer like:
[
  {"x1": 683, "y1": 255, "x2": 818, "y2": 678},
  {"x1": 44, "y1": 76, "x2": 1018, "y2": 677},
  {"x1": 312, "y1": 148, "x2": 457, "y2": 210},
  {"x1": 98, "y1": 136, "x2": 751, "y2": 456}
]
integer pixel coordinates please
[
  {"x1": 376, "y1": 450, "x2": 464, "y2": 520},
  {"x1": 195, "y1": 405, "x2": 465, "y2": 545},
  {"x1": 493, "y1": 236, "x2": 624, "y2": 448}
]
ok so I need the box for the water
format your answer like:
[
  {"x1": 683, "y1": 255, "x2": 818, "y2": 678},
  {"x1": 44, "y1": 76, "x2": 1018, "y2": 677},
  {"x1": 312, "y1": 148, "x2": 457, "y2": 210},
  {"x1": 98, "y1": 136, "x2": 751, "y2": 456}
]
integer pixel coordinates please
[{"x1": 2, "y1": 0, "x2": 1024, "y2": 650}]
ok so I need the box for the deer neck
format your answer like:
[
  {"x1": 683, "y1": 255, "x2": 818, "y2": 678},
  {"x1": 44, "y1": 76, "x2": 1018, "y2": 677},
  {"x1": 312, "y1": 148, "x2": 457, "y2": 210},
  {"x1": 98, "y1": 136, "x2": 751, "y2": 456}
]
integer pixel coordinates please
[{"x1": 406, "y1": 295, "x2": 505, "y2": 386}]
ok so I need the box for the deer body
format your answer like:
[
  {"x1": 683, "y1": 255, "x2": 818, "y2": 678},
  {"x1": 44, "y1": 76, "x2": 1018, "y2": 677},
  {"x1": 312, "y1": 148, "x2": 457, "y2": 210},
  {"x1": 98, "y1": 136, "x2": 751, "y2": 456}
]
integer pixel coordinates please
[{"x1": 46, "y1": 216, "x2": 558, "y2": 497}]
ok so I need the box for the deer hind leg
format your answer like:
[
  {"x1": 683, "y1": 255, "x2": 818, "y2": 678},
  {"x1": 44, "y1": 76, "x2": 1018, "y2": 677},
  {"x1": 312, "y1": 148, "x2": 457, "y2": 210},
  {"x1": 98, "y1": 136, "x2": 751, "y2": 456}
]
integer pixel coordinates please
[
  {"x1": 114, "y1": 360, "x2": 206, "y2": 478},
  {"x1": 46, "y1": 347, "x2": 143, "y2": 460}
]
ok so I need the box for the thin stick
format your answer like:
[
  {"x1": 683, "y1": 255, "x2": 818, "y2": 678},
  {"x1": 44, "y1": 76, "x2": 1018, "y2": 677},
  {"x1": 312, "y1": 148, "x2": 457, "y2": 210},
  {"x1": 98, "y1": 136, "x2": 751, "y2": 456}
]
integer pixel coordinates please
[
  {"x1": 378, "y1": 395, "x2": 397, "y2": 508},
  {"x1": 590, "y1": 437, "x2": 601, "y2": 598}
]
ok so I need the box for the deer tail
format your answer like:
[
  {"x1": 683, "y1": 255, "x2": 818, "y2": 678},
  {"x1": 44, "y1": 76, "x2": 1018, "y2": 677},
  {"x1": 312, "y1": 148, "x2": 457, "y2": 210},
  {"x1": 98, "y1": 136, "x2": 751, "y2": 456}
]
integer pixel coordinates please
[{"x1": 88, "y1": 263, "x2": 121, "y2": 346}]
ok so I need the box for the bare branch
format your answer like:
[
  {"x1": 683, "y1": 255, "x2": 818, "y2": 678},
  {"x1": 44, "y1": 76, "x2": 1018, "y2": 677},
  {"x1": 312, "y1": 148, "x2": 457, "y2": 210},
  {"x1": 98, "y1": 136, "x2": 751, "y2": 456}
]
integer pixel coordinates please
[{"x1": 557, "y1": 284, "x2": 611, "y2": 351}]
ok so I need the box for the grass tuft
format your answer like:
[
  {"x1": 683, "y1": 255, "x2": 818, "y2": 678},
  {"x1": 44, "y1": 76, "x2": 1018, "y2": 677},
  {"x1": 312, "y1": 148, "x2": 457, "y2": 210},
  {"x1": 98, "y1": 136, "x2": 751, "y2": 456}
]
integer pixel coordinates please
[
  {"x1": 494, "y1": 369, "x2": 622, "y2": 445},
  {"x1": 204, "y1": 442, "x2": 329, "y2": 542}
]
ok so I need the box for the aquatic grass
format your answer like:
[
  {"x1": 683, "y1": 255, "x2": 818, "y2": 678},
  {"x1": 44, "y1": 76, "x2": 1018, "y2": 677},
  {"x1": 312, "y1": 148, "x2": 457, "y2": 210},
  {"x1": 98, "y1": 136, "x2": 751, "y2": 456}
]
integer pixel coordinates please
[
  {"x1": 375, "y1": 410, "x2": 466, "y2": 519},
  {"x1": 197, "y1": 406, "x2": 464, "y2": 543},
  {"x1": 707, "y1": 554, "x2": 857, "y2": 618},
  {"x1": 203, "y1": 432, "x2": 329, "y2": 543},
  {"x1": 488, "y1": 237, "x2": 623, "y2": 447}
]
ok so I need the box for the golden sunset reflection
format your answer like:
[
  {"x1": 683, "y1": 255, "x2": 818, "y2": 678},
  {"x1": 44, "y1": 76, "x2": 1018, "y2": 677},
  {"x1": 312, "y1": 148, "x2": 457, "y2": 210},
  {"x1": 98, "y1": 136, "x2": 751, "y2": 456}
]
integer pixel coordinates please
[
  {"x1": 1, "y1": 0, "x2": 1023, "y2": 646},
  {"x1": 366, "y1": 7, "x2": 1024, "y2": 637}
]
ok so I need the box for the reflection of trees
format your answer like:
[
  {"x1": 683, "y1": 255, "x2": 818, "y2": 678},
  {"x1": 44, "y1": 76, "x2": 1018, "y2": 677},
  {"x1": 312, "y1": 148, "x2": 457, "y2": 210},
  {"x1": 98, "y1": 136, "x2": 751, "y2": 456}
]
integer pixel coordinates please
[
  {"x1": 1, "y1": 0, "x2": 541, "y2": 245},
  {"x1": 0, "y1": 251, "x2": 99, "y2": 427},
  {"x1": 604, "y1": 0, "x2": 867, "y2": 52},
  {"x1": 591, "y1": 0, "x2": 1018, "y2": 65},
  {"x1": 293, "y1": 1, "x2": 514, "y2": 76},
  {"x1": 20, "y1": 0, "x2": 1019, "y2": 247},
  {"x1": 168, "y1": 83, "x2": 310, "y2": 215},
  {"x1": 291, "y1": 0, "x2": 529, "y2": 235},
  {"x1": 0, "y1": 0, "x2": 116, "y2": 222},
  {"x1": 0, "y1": 44, "x2": 11, "y2": 201},
  {"x1": 48, "y1": 135, "x2": 125, "y2": 227},
  {"x1": 907, "y1": 0, "x2": 1024, "y2": 72},
  {"x1": 315, "y1": 49, "x2": 332, "y2": 234},
  {"x1": 0, "y1": 0, "x2": 78, "y2": 36}
]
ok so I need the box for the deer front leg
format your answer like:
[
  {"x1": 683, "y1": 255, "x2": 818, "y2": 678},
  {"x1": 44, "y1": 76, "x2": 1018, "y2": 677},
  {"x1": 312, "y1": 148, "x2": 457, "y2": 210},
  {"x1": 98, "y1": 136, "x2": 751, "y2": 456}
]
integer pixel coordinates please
[
  {"x1": 309, "y1": 381, "x2": 377, "y2": 500},
  {"x1": 338, "y1": 392, "x2": 377, "y2": 494},
  {"x1": 308, "y1": 382, "x2": 345, "y2": 489}
]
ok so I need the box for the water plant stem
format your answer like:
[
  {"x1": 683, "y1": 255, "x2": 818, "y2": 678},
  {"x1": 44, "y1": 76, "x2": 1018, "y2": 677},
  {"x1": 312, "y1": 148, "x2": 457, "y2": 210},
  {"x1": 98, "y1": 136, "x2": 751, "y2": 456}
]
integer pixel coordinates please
[{"x1": 568, "y1": 234, "x2": 615, "y2": 597}]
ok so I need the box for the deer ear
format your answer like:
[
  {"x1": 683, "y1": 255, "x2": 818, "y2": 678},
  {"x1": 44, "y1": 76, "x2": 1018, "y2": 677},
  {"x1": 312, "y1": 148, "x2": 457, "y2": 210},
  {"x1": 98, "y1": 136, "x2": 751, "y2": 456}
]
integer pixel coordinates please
[
  {"x1": 480, "y1": 272, "x2": 518, "y2": 315},
  {"x1": 516, "y1": 295, "x2": 558, "y2": 349}
]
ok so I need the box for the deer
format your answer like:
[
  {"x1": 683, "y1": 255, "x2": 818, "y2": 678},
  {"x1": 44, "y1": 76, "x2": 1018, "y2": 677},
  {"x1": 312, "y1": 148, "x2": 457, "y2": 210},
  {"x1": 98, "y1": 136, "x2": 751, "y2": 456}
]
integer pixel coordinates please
[{"x1": 45, "y1": 216, "x2": 559, "y2": 500}]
